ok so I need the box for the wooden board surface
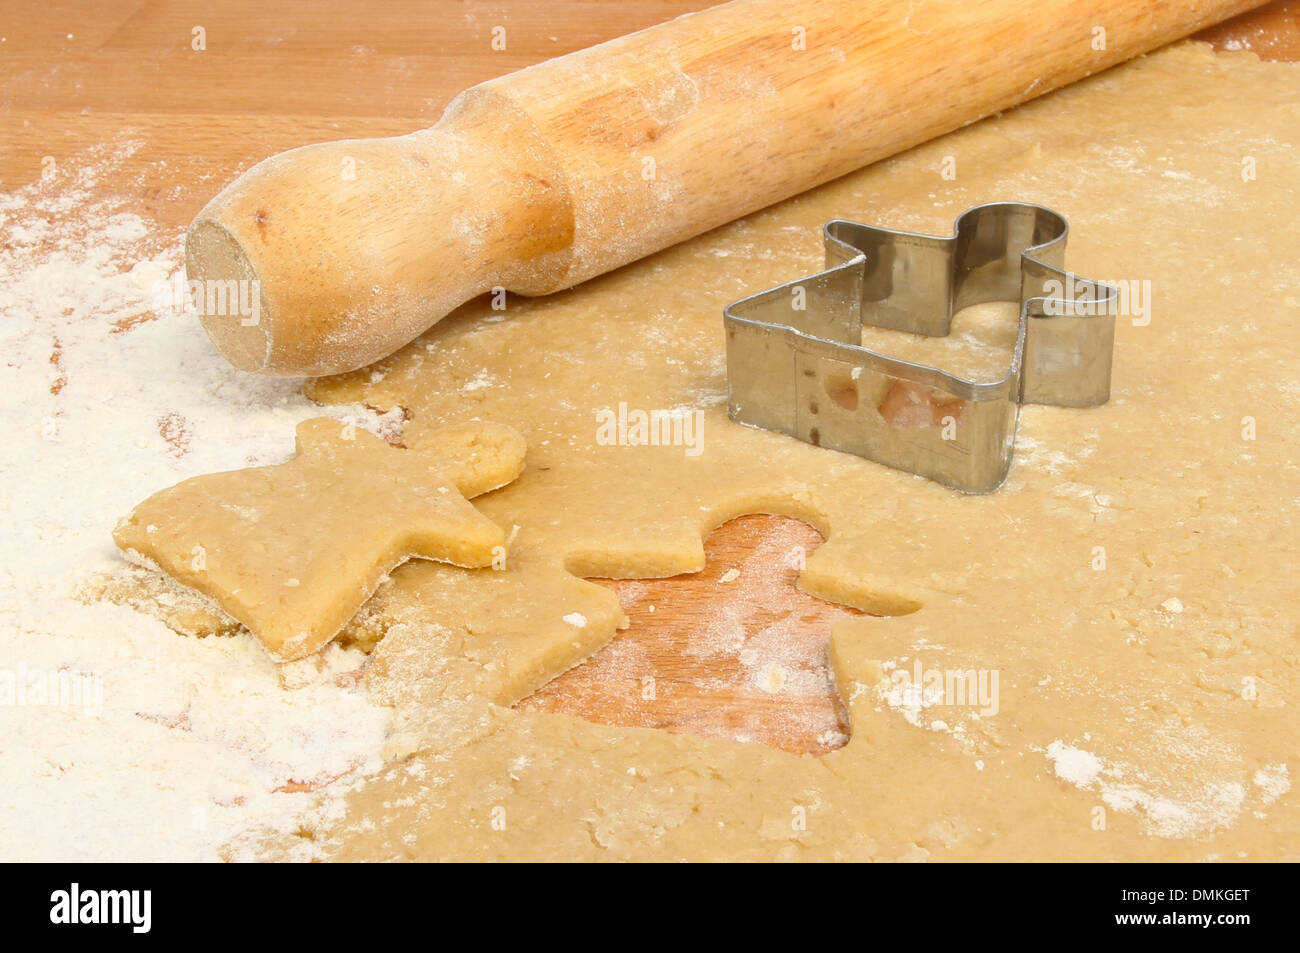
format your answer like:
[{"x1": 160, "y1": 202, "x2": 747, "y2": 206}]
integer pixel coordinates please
[{"x1": 3, "y1": 0, "x2": 1295, "y2": 756}]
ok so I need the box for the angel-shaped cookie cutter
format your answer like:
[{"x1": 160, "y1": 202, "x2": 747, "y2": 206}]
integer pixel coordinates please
[{"x1": 723, "y1": 202, "x2": 1117, "y2": 493}]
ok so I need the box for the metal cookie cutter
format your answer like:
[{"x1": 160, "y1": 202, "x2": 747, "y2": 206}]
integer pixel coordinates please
[{"x1": 723, "y1": 202, "x2": 1116, "y2": 493}]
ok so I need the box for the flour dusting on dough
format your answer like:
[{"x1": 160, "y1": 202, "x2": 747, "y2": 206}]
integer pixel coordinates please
[{"x1": 1043, "y1": 726, "x2": 1269, "y2": 839}]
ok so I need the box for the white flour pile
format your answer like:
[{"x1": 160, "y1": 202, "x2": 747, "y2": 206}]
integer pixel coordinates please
[{"x1": 0, "y1": 142, "x2": 393, "y2": 861}]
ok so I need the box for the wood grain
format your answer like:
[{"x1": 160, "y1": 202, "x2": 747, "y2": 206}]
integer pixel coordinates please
[
  {"x1": 2, "y1": 1, "x2": 1293, "y2": 756},
  {"x1": 523, "y1": 516, "x2": 860, "y2": 756}
]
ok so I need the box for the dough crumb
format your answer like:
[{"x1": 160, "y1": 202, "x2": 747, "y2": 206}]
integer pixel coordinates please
[
  {"x1": 563, "y1": 612, "x2": 588, "y2": 628},
  {"x1": 756, "y1": 662, "x2": 787, "y2": 694}
]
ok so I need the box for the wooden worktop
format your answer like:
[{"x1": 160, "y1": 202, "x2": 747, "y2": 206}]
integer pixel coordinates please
[{"x1": 2, "y1": 0, "x2": 1295, "y2": 757}]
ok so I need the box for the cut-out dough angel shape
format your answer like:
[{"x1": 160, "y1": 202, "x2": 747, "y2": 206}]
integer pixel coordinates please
[{"x1": 113, "y1": 417, "x2": 526, "y2": 661}]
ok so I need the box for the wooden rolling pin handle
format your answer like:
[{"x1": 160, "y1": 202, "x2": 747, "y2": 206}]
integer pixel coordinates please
[
  {"x1": 188, "y1": 0, "x2": 1266, "y2": 377},
  {"x1": 187, "y1": 89, "x2": 573, "y2": 375}
]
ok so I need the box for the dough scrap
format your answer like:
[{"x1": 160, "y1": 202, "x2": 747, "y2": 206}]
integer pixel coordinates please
[
  {"x1": 349, "y1": 557, "x2": 628, "y2": 760},
  {"x1": 244, "y1": 44, "x2": 1297, "y2": 859},
  {"x1": 113, "y1": 417, "x2": 525, "y2": 660},
  {"x1": 79, "y1": 564, "x2": 243, "y2": 640}
]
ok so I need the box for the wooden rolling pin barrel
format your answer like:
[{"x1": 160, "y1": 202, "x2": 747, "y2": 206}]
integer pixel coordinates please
[{"x1": 186, "y1": 0, "x2": 1265, "y2": 377}]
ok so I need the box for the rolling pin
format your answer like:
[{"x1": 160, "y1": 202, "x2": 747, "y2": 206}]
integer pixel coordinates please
[{"x1": 187, "y1": 0, "x2": 1264, "y2": 377}]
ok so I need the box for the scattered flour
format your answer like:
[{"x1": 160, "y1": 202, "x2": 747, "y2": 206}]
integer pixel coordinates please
[
  {"x1": 461, "y1": 368, "x2": 498, "y2": 391},
  {"x1": 1253, "y1": 763, "x2": 1290, "y2": 805},
  {"x1": 1042, "y1": 733, "x2": 1274, "y2": 839},
  {"x1": 0, "y1": 143, "x2": 396, "y2": 861},
  {"x1": 1046, "y1": 740, "x2": 1104, "y2": 786}
]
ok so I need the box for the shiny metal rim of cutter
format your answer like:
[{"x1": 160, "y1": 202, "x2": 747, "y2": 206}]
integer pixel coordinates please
[{"x1": 723, "y1": 202, "x2": 1117, "y2": 493}]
